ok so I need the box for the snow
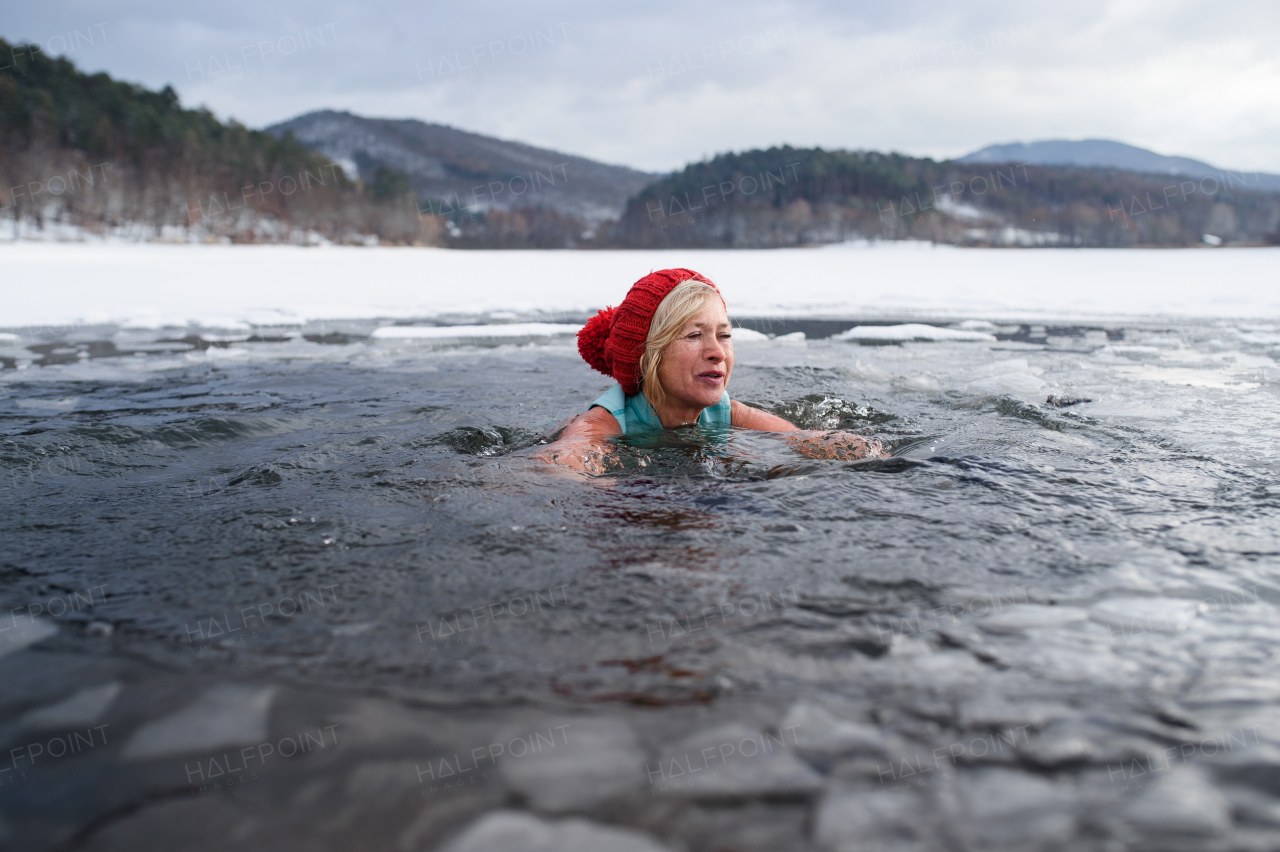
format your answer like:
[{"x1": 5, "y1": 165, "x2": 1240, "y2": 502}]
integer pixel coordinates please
[
  {"x1": 371, "y1": 323, "x2": 581, "y2": 339},
  {"x1": 121, "y1": 684, "x2": 276, "y2": 759},
  {"x1": 15, "y1": 397, "x2": 79, "y2": 410},
  {"x1": 935, "y1": 194, "x2": 989, "y2": 222},
  {"x1": 1, "y1": 242, "x2": 1277, "y2": 329},
  {"x1": 0, "y1": 617, "x2": 57, "y2": 659},
  {"x1": 729, "y1": 327, "x2": 771, "y2": 342},
  {"x1": 720, "y1": 328, "x2": 806, "y2": 344},
  {"x1": 439, "y1": 811, "x2": 672, "y2": 852},
  {"x1": 834, "y1": 323, "x2": 997, "y2": 342},
  {"x1": 20, "y1": 682, "x2": 122, "y2": 729}
]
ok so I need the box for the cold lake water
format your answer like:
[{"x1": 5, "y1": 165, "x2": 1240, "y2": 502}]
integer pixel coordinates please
[{"x1": 2, "y1": 244, "x2": 1280, "y2": 851}]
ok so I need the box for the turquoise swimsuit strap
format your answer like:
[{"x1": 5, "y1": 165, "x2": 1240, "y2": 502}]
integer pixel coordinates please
[{"x1": 589, "y1": 383, "x2": 731, "y2": 436}]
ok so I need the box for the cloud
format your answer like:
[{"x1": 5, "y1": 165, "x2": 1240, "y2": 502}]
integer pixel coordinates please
[{"x1": 7, "y1": 0, "x2": 1279, "y2": 172}]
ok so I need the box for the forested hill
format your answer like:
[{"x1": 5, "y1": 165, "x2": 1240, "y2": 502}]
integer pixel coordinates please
[
  {"x1": 0, "y1": 41, "x2": 422, "y2": 243},
  {"x1": 612, "y1": 146, "x2": 1280, "y2": 248},
  {"x1": 4, "y1": 40, "x2": 1277, "y2": 249},
  {"x1": 266, "y1": 111, "x2": 655, "y2": 225}
]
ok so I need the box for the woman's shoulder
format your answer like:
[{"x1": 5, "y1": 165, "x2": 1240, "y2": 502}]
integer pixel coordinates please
[{"x1": 563, "y1": 405, "x2": 622, "y2": 440}]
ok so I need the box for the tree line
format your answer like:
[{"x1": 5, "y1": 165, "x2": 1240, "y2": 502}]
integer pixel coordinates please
[
  {"x1": 611, "y1": 147, "x2": 1280, "y2": 248},
  {"x1": 3, "y1": 40, "x2": 1277, "y2": 248},
  {"x1": 0, "y1": 39, "x2": 423, "y2": 244}
]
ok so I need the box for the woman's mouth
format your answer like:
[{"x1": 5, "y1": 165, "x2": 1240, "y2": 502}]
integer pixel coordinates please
[{"x1": 697, "y1": 370, "x2": 725, "y2": 384}]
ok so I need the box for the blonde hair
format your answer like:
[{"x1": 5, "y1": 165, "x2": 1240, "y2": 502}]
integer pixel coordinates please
[{"x1": 639, "y1": 280, "x2": 723, "y2": 412}]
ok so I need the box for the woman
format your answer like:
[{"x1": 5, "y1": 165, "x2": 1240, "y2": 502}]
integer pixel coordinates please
[{"x1": 544, "y1": 268, "x2": 884, "y2": 470}]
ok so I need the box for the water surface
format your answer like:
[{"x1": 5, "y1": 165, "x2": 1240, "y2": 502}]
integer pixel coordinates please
[{"x1": 2, "y1": 316, "x2": 1279, "y2": 851}]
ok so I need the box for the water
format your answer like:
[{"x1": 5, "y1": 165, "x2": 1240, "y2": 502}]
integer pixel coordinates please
[{"x1": 2, "y1": 316, "x2": 1279, "y2": 851}]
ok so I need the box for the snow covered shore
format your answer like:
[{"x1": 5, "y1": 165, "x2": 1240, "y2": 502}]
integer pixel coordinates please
[{"x1": 2, "y1": 241, "x2": 1277, "y2": 329}]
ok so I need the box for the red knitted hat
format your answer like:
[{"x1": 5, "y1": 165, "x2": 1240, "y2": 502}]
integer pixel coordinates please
[{"x1": 577, "y1": 268, "x2": 723, "y2": 395}]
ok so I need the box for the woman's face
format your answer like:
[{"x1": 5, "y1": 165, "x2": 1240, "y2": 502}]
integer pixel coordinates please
[{"x1": 656, "y1": 297, "x2": 734, "y2": 413}]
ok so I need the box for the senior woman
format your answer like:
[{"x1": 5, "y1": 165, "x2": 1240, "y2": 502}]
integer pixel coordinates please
[{"x1": 544, "y1": 268, "x2": 884, "y2": 470}]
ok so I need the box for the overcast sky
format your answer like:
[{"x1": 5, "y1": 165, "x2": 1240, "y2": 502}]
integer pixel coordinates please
[{"x1": 8, "y1": 1, "x2": 1278, "y2": 173}]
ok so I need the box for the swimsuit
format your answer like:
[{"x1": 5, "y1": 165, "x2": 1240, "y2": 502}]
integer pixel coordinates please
[{"x1": 589, "y1": 383, "x2": 731, "y2": 436}]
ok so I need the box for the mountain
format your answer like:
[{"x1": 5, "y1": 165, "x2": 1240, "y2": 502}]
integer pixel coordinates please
[
  {"x1": 960, "y1": 140, "x2": 1280, "y2": 193},
  {"x1": 0, "y1": 40, "x2": 421, "y2": 244},
  {"x1": 5, "y1": 44, "x2": 1274, "y2": 251},
  {"x1": 265, "y1": 110, "x2": 656, "y2": 225},
  {"x1": 613, "y1": 146, "x2": 1280, "y2": 249}
]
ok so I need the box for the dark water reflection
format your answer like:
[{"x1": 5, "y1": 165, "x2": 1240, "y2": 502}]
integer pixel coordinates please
[{"x1": 2, "y1": 325, "x2": 1279, "y2": 850}]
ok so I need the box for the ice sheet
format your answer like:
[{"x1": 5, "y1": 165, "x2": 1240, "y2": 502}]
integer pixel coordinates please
[
  {"x1": 371, "y1": 323, "x2": 582, "y2": 339},
  {"x1": 834, "y1": 323, "x2": 997, "y2": 342},
  {"x1": 3, "y1": 242, "x2": 1277, "y2": 329}
]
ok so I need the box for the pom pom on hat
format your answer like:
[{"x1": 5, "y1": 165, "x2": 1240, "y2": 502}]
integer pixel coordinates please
[
  {"x1": 577, "y1": 305, "x2": 616, "y2": 376},
  {"x1": 577, "y1": 268, "x2": 722, "y2": 396}
]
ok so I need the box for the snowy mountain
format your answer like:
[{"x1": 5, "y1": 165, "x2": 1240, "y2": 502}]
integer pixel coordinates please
[
  {"x1": 265, "y1": 110, "x2": 656, "y2": 224},
  {"x1": 960, "y1": 140, "x2": 1280, "y2": 193},
  {"x1": 614, "y1": 146, "x2": 1280, "y2": 249}
]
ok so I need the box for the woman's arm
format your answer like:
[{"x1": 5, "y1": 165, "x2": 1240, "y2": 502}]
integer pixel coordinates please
[
  {"x1": 731, "y1": 400, "x2": 886, "y2": 459},
  {"x1": 783, "y1": 431, "x2": 886, "y2": 460},
  {"x1": 535, "y1": 407, "x2": 622, "y2": 473},
  {"x1": 730, "y1": 400, "x2": 799, "y2": 431}
]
